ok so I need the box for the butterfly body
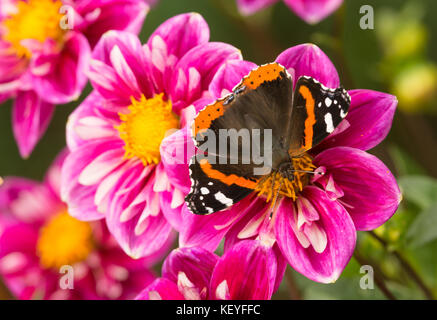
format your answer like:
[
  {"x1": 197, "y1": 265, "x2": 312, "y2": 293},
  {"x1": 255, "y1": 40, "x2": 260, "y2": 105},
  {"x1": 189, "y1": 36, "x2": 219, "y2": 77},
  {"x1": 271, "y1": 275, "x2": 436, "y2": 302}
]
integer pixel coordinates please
[{"x1": 185, "y1": 63, "x2": 350, "y2": 215}]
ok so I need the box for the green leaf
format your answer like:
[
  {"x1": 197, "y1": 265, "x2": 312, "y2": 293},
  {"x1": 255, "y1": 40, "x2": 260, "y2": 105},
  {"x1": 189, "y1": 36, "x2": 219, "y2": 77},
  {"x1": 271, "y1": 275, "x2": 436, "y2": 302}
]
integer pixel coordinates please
[
  {"x1": 406, "y1": 203, "x2": 437, "y2": 248},
  {"x1": 398, "y1": 175, "x2": 437, "y2": 209},
  {"x1": 388, "y1": 145, "x2": 426, "y2": 176}
]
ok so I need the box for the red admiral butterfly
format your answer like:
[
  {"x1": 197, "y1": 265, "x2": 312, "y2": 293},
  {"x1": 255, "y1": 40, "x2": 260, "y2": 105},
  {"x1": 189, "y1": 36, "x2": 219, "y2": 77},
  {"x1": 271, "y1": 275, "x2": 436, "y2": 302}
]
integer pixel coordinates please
[{"x1": 185, "y1": 63, "x2": 350, "y2": 215}]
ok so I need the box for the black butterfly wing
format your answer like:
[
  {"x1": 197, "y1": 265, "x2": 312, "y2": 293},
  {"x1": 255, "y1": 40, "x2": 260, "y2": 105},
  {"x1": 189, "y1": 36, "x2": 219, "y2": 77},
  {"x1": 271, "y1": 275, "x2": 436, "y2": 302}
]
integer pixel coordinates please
[
  {"x1": 185, "y1": 155, "x2": 254, "y2": 215},
  {"x1": 287, "y1": 76, "x2": 351, "y2": 156},
  {"x1": 185, "y1": 63, "x2": 294, "y2": 214}
]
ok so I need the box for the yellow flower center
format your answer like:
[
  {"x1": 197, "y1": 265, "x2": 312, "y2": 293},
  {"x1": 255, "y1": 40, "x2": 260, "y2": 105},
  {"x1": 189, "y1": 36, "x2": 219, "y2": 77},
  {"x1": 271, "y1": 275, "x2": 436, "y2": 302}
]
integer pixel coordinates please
[
  {"x1": 255, "y1": 153, "x2": 315, "y2": 202},
  {"x1": 37, "y1": 212, "x2": 94, "y2": 269},
  {"x1": 3, "y1": 0, "x2": 65, "y2": 58},
  {"x1": 116, "y1": 94, "x2": 179, "y2": 166}
]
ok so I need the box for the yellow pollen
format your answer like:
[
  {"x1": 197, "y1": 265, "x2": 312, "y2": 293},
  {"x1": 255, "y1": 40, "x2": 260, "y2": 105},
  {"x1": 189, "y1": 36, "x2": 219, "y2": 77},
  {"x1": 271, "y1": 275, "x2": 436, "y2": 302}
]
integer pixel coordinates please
[
  {"x1": 37, "y1": 212, "x2": 94, "y2": 269},
  {"x1": 116, "y1": 93, "x2": 179, "y2": 166},
  {"x1": 3, "y1": 0, "x2": 65, "y2": 58},
  {"x1": 255, "y1": 153, "x2": 315, "y2": 202}
]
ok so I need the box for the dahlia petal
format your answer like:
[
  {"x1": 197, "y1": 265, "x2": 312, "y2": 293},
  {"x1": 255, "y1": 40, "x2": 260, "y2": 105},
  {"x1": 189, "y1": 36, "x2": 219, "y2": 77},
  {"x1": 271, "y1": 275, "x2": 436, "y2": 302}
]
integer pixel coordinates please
[
  {"x1": 135, "y1": 278, "x2": 185, "y2": 300},
  {"x1": 106, "y1": 210, "x2": 173, "y2": 259},
  {"x1": 78, "y1": 0, "x2": 149, "y2": 47},
  {"x1": 44, "y1": 149, "x2": 68, "y2": 200},
  {"x1": 61, "y1": 139, "x2": 123, "y2": 221},
  {"x1": 147, "y1": 13, "x2": 210, "y2": 61},
  {"x1": 160, "y1": 126, "x2": 194, "y2": 194},
  {"x1": 162, "y1": 247, "x2": 219, "y2": 300},
  {"x1": 236, "y1": 0, "x2": 280, "y2": 15},
  {"x1": 90, "y1": 30, "x2": 153, "y2": 103},
  {"x1": 160, "y1": 189, "x2": 185, "y2": 231},
  {"x1": 32, "y1": 32, "x2": 91, "y2": 104},
  {"x1": 105, "y1": 166, "x2": 173, "y2": 258},
  {"x1": 78, "y1": 148, "x2": 125, "y2": 186},
  {"x1": 316, "y1": 90, "x2": 398, "y2": 151},
  {"x1": 275, "y1": 44, "x2": 339, "y2": 88},
  {"x1": 283, "y1": 0, "x2": 343, "y2": 24},
  {"x1": 209, "y1": 60, "x2": 258, "y2": 99},
  {"x1": 223, "y1": 197, "x2": 270, "y2": 252},
  {"x1": 0, "y1": 221, "x2": 39, "y2": 257},
  {"x1": 275, "y1": 187, "x2": 356, "y2": 283},
  {"x1": 12, "y1": 90, "x2": 55, "y2": 158},
  {"x1": 170, "y1": 42, "x2": 242, "y2": 112},
  {"x1": 314, "y1": 147, "x2": 401, "y2": 231},
  {"x1": 66, "y1": 92, "x2": 117, "y2": 149},
  {"x1": 0, "y1": 178, "x2": 57, "y2": 223},
  {"x1": 179, "y1": 196, "x2": 260, "y2": 252},
  {"x1": 209, "y1": 240, "x2": 277, "y2": 300}
]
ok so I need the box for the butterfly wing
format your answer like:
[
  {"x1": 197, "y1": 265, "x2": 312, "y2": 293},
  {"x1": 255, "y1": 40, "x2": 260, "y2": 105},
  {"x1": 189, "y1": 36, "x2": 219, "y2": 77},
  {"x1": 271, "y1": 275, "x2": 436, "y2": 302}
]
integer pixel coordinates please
[
  {"x1": 186, "y1": 63, "x2": 294, "y2": 214},
  {"x1": 287, "y1": 76, "x2": 351, "y2": 156},
  {"x1": 185, "y1": 155, "x2": 255, "y2": 215}
]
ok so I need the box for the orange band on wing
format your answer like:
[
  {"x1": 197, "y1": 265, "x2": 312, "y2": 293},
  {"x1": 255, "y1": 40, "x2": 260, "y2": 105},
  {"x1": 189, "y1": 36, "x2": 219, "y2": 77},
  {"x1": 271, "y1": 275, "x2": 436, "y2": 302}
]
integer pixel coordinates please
[
  {"x1": 193, "y1": 99, "x2": 226, "y2": 137},
  {"x1": 199, "y1": 159, "x2": 258, "y2": 189},
  {"x1": 242, "y1": 63, "x2": 286, "y2": 89},
  {"x1": 299, "y1": 85, "x2": 316, "y2": 149}
]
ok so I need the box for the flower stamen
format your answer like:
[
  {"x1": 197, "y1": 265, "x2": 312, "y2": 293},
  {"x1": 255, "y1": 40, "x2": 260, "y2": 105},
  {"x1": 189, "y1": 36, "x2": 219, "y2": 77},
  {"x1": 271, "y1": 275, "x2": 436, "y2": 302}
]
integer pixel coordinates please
[
  {"x1": 37, "y1": 212, "x2": 94, "y2": 269},
  {"x1": 255, "y1": 153, "x2": 315, "y2": 202},
  {"x1": 3, "y1": 0, "x2": 65, "y2": 58},
  {"x1": 116, "y1": 93, "x2": 179, "y2": 166}
]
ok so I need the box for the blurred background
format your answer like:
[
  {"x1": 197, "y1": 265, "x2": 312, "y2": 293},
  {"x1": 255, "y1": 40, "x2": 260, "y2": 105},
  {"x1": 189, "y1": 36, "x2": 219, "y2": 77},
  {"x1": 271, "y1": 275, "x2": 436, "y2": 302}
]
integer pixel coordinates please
[{"x1": 1, "y1": 0, "x2": 437, "y2": 299}]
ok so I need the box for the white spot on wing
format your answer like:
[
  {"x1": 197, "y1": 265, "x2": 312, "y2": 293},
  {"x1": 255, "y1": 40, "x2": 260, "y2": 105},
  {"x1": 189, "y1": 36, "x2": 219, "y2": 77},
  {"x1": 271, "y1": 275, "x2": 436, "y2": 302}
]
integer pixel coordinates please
[
  {"x1": 324, "y1": 113, "x2": 334, "y2": 133},
  {"x1": 325, "y1": 97, "x2": 332, "y2": 107},
  {"x1": 200, "y1": 187, "x2": 210, "y2": 194},
  {"x1": 214, "y1": 192, "x2": 233, "y2": 206}
]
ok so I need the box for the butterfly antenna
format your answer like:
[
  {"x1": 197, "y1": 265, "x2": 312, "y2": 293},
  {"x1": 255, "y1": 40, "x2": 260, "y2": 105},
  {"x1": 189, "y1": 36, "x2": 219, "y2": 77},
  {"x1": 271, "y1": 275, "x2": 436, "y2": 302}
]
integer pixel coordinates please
[
  {"x1": 269, "y1": 177, "x2": 283, "y2": 219},
  {"x1": 290, "y1": 169, "x2": 323, "y2": 175}
]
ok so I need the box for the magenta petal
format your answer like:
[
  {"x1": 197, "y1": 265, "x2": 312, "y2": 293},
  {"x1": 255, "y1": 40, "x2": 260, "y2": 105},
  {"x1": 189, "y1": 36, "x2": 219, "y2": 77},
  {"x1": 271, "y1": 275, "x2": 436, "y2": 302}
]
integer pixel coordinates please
[
  {"x1": 104, "y1": 166, "x2": 174, "y2": 259},
  {"x1": 32, "y1": 32, "x2": 91, "y2": 104},
  {"x1": 209, "y1": 60, "x2": 257, "y2": 99},
  {"x1": 275, "y1": 187, "x2": 356, "y2": 283},
  {"x1": 12, "y1": 90, "x2": 55, "y2": 158},
  {"x1": 179, "y1": 196, "x2": 260, "y2": 252},
  {"x1": 44, "y1": 149, "x2": 68, "y2": 200},
  {"x1": 160, "y1": 126, "x2": 194, "y2": 194},
  {"x1": 89, "y1": 30, "x2": 153, "y2": 104},
  {"x1": 79, "y1": 0, "x2": 149, "y2": 48},
  {"x1": 162, "y1": 247, "x2": 218, "y2": 300},
  {"x1": 236, "y1": 0, "x2": 279, "y2": 15},
  {"x1": 65, "y1": 92, "x2": 116, "y2": 150},
  {"x1": 61, "y1": 139, "x2": 122, "y2": 221},
  {"x1": 147, "y1": 13, "x2": 210, "y2": 60},
  {"x1": 276, "y1": 44, "x2": 339, "y2": 88},
  {"x1": 170, "y1": 42, "x2": 242, "y2": 112},
  {"x1": 0, "y1": 222, "x2": 38, "y2": 258},
  {"x1": 135, "y1": 278, "x2": 185, "y2": 300},
  {"x1": 209, "y1": 240, "x2": 277, "y2": 300},
  {"x1": 283, "y1": 0, "x2": 343, "y2": 24},
  {"x1": 314, "y1": 147, "x2": 401, "y2": 231},
  {"x1": 316, "y1": 90, "x2": 398, "y2": 151}
]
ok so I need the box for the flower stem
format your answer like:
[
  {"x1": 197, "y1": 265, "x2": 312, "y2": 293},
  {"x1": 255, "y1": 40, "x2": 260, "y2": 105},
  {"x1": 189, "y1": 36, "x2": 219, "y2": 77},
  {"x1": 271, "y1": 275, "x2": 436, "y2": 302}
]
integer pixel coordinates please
[
  {"x1": 284, "y1": 267, "x2": 302, "y2": 300},
  {"x1": 353, "y1": 251, "x2": 397, "y2": 300},
  {"x1": 369, "y1": 231, "x2": 435, "y2": 300},
  {"x1": 0, "y1": 276, "x2": 14, "y2": 300}
]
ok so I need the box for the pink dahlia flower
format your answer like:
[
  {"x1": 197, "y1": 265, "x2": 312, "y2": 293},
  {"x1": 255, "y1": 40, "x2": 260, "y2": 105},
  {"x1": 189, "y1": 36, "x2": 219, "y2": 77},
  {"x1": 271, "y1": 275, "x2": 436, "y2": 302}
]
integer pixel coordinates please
[
  {"x1": 136, "y1": 240, "x2": 284, "y2": 300},
  {"x1": 176, "y1": 44, "x2": 402, "y2": 283},
  {"x1": 0, "y1": 152, "x2": 158, "y2": 300},
  {"x1": 237, "y1": 0, "x2": 343, "y2": 24},
  {"x1": 0, "y1": 0, "x2": 149, "y2": 157},
  {"x1": 62, "y1": 13, "x2": 243, "y2": 259}
]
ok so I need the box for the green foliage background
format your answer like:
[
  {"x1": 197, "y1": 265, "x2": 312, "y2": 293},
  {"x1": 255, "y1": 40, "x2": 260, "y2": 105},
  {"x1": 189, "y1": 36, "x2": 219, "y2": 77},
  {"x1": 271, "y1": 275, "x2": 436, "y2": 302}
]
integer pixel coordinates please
[{"x1": 1, "y1": 0, "x2": 437, "y2": 300}]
